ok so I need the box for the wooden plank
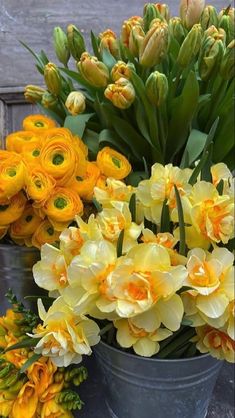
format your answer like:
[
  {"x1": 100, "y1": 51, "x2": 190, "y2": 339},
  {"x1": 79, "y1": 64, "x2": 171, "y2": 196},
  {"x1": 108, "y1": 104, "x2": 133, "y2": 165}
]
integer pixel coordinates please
[{"x1": 0, "y1": 0, "x2": 229, "y2": 88}]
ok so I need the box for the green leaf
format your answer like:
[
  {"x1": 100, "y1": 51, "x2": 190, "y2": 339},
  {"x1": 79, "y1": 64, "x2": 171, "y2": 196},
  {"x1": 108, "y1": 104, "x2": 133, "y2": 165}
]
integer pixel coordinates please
[
  {"x1": 60, "y1": 68, "x2": 96, "y2": 98},
  {"x1": 20, "y1": 40, "x2": 44, "y2": 71},
  {"x1": 39, "y1": 49, "x2": 49, "y2": 65},
  {"x1": 4, "y1": 338, "x2": 38, "y2": 353},
  {"x1": 180, "y1": 129, "x2": 208, "y2": 168},
  {"x1": 166, "y1": 71, "x2": 199, "y2": 162},
  {"x1": 174, "y1": 185, "x2": 186, "y2": 256},
  {"x1": 90, "y1": 31, "x2": 101, "y2": 59},
  {"x1": 129, "y1": 194, "x2": 136, "y2": 223},
  {"x1": 92, "y1": 197, "x2": 103, "y2": 213},
  {"x1": 160, "y1": 199, "x2": 171, "y2": 233},
  {"x1": 126, "y1": 171, "x2": 148, "y2": 187},
  {"x1": 117, "y1": 229, "x2": 124, "y2": 257},
  {"x1": 216, "y1": 179, "x2": 224, "y2": 195},
  {"x1": 64, "y1": 114, "x2": 94, "y2": 137},
  {"x1": 99, "y1": 129, "x2": 132, "y2": 157},
  {"x1": 20, "y1": 353, "x2": 41, "y2": 374},
  {"x1": 100, "y1": 47, "x2": 116, "y2": 70},
  {"x1": 134, "y1": 99, "x2": 152, "y2": 143},
  {"x1": 189, "y1": 149, "x2": 211, "y2": 185},
  {"x1": 82, "y1": 129, "x2": 99, "y2": 157},
  {"x1": 37, "y1": 103, "x2": 63, "y2": 125}
]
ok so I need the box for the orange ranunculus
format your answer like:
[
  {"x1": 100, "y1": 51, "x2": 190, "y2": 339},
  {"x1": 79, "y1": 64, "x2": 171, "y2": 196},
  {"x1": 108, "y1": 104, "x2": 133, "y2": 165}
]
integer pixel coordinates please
[
  {"x1": 6, "y1": 130, "x2": 41, "y2": 153},
  {"x1": 11, "y1": 382, "x2": 38, "y2": 418},
  {"x1": 69, "y1": 161, "x2": 101, "y2": 201},
  {"x1": 9, "y1": 205, "x2": 42, "y2": 246},
  {"x1": 25, "y1": 166, "x2": 56, "y2": 206},
  {"x1": 22, "y1": 114, "x2": 56, "y2": 131},
  {"x1": 40, "y1": 398, "x2": 72, "y2": 418},
  {"x1": 40, "y1": 129, "x2": 79, "y2": 185},
  {"x1": 0, "y1": 192, "x2": 27, "y2": 227},
  {"x1": 43, "y1": 187, "x2": 83, "y2": 230},
  {"x1": 27, "y1": 358, "x2": 57, "y2": 398},
  {"x1": 0, "y1": 152, "x2": 26, "y2": 200},
  {"x1": 22, "y1": 142, "x2": 42, "y2": 165},
  {"x1": 97, "y1": 147, "x2": 131, "y2": 180},
  {"x1": 73, "y1": 135, "x2": 88, "y2": 158},
  {"x1": 31, "y1": 219, "x2": 60, "y2": 248}
]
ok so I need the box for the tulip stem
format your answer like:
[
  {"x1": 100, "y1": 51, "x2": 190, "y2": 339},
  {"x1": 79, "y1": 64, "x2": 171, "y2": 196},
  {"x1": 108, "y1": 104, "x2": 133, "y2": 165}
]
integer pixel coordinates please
[
  {"x1": 158, "y1": 328, "x2": 196, "y2": 359},
  {"x1": 100, "y1": 323, "x2": 113, "y2": 336}
]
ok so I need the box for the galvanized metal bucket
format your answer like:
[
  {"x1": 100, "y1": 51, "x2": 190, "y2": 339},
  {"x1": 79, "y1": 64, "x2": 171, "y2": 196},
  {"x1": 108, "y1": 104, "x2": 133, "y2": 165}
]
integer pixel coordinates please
[
  {"x1": 0, "y1": 244, "x2": 43, "y2": 314},
  {"x1": 94, "y1": 341, "x2": 223, "y2": 418}
]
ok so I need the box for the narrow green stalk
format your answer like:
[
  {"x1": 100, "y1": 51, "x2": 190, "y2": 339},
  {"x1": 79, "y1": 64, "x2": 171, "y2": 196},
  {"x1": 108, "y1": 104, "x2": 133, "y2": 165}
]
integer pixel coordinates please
[{"x1": 158, "y1": 328, "x2": 196, "y2": 359}]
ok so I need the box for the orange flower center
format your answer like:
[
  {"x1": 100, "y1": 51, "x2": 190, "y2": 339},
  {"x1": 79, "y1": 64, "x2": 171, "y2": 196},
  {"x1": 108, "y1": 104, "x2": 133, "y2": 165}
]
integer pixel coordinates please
[{"x1": 189, "y1": 262, "x2": 217, "y2": 287}]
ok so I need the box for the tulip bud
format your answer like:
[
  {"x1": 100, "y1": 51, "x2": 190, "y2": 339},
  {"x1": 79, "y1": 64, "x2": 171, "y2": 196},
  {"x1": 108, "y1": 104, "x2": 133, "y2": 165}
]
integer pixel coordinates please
[
  {"x1": 77, "y1": 52, "x2": 109, "y2": 88},
  {"x1": 145, "y1": 71, "x2": 168, "y2": 107},
  {"x1": 180, "y1": 0, "x2": 205, "y2": 29},
  {"x1": 104, "y1": 77, "x2": 135, "y2": 109},
  {"x1": 177, "y1": 23, "x2": 202, "y2": 67},
  {"x1": 200, "y1": 6, "x2": 218, "y2": 30},
  {"x1": 139, "y1": 19, "x2": 169, "y2": 67},
  {"x1": 155, "y1": 3, "x2": 170, "y2": 21},
  {"x1": 24, "y1": 85, "x2": 46, "y2": 103},
  {"x1": 198, "y1": 36, "x2": 225, "y2": 80},
  {"x1": 53, "y1": 26, "x2": 70, "y2": 66},
  {"x1": 218, "y1": 7, "x2": 235, "y2": 45},
  {"x1": 111, "y1": 61, "x2": 132, "y2": 81},
  {"x1": 41, "y1": 91, "x2": 58, "y2": 109},
  {"x1": 169, "y1": 17, "x2": 187, "y2": 44},
  {"x1": 67, "y1": 24, "x2": 86, "y2": 61},
  {"x1": 143, "y1": 4, "x2": 158, "y2": 31},
  {"x1": 44, "y1": 62, "x2": 62, "y2": 96},
  {"x1": 99, "y1": 29, "x2": 119, "y2": 58},
  {"x1": 65, "y1": 91, "x2": 86, "y2": 115},
  {"x1": 220, "y1": 40, "x2": 235, "y2": 80},
  {"x1": 121, "y1": 16, "x2": 143, "y2": 48},
  {"x1": 129, "y1": 25, "x2": 145, "y2": 56}
]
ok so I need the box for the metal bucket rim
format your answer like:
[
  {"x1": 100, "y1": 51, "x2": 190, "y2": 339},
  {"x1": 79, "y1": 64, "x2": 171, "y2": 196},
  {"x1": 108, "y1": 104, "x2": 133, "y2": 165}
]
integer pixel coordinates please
[
  {"x1": 95, "y1": 340, "x2": 215, "y2": 364},
  {"x1": 0, "y1": 243, "x2": 38, "y2": 252}
]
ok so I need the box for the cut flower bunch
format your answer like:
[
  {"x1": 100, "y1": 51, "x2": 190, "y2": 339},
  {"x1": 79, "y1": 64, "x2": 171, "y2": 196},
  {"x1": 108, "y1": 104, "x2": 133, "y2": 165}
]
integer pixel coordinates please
[
  {"x1": 0, "y1": 115, "x2": 131, "y2": 248},
  {"x1": 31, "y1": 161, "x2": 234, "y2": 363},
  {"x1": 25, "y1": 0, "x2": 235, "y2": 180},
  {"x1": 0, "y1": 291, "x2": 87, "y2": 418}
]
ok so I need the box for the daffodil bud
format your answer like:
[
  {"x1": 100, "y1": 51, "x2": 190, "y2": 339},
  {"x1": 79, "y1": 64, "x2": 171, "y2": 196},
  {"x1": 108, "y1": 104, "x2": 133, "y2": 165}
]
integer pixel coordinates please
[
  {"x1": 218, "y1": 7, "x2": 235, "y2": 45},
  {"x1": 67, "y1": 24, "x2": 86, "y2": 61},
  {"x1": 220, "y1": 40, "x2": 235, "y2": 80},
  {"x1": 139, "y1": 19, "x2": 169, "y2": 67},
  {"x1": 199, "y1": 36, "x2": 225, "y2": 80},
  {"x1": 24, "y1": 85, "x2": 46, "y2": 103},
  {"x1": 145, "y1": 71, "x2": 168, "y2": 107},
  {"x1": 200, "y1": 6, "x2": 218, "y2": 30},
  {"x1": 44, "y1": 62, "x2": 62, "y2": 96},
  {"x1": 180, "y1": 0, "x2": 205, "y2": 29},
  {"x1": 65, "y1": 91, "x2": 86, "y2": 115},
  {"x1": 111, "y1": 61, "x2": 132, "y2": 81},
  {"x1": 143, "y1": 4, "x2": 158, "y2": 30},
  {"x1": 104, "y1": 77, "x2": 135, "y2": 109},
  {"x1": 53, "y1": 26, "x2": 70, "y2": 66},
  {"x1": 177, "y1": 23, "x2": 202, "y2": 67},
  {"x1": 99, "y1": 29, "x2": 119, "y2": 58},
  {"x1": 169, "y1": 17, "x2": 187, "y2": 44},
  {"x1": 41, "y1": 91, "x2": 58, "y2": 108},
  {"x1": 121, "y1": 16, "x2": 143, "y2": 48},
  {"x1": 129, "y1": 25, "x2": 145, "y2": 57},
  {"x1": 155, "y1": 3, "x2": 170, "y2": 21},
  {"x1": 77, "y1": 52, "x2": 109, "y2": 88}
]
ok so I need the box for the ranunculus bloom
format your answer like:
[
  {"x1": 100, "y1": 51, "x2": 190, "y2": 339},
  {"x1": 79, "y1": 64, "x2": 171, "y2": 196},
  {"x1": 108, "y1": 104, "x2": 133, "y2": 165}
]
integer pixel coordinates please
[
  {"x1": 25, "y1": 166, "x2": 56, "y2": 206},
  {"x1": 195, "y1": 325, "x2": 235, "y2": 363},
  {"x1": 9, "y1": 204, "x2": 42, "y2": 246},
  {"x1": 23, "y1": 114, "x2": 56, "y2": 131},
  {"x1": 42, "y1": 187, "x2": 83, "y2": 231},
  {"x1": 11, "y1": 382, "x2": 38, "y2": 418},
  {"x1": 22, "y1": 142, "x2": 42, "y2": 165},
  {"x1": 0, "y1": 151, "x2": 26, "y2": 200},
  {"x1": 6, "y1": 130, "x2": 40, "y2": 154},
  {"x1": 32, "y1": 219, "x2": 60, "y2": 249},
  {"x1": 31, "y1": 298, "x2": 100, "y2": 367},
  {"x1": 97, "y1": 147, "x2": 131, "y2": 180},
  {"x1": 0, "y1": 192, "x2": 27, "y2": 227},
  {"x1": 69, "y1": 162, "x2": 101, "y2": 201}
]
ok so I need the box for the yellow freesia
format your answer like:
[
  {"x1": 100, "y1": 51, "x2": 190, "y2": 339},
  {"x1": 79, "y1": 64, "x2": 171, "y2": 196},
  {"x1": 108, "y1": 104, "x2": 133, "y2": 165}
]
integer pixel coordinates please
[
  {"x1": 27, "y1": 358, "x2": 57, "y2": 398},
  {"x1": 40, "y1": 398, "x2": 72, "y2": 418},
  {"x1": 11, "y1": 382, "x2": 38, "y2": 418}
]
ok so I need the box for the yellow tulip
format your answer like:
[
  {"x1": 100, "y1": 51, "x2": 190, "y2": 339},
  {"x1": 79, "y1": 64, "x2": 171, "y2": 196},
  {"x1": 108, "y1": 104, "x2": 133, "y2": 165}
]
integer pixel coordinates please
[
  {"x1": 11, "y1": 382, "x2": 38, "y2": 418},
  {"x1": 78, "y1": 52, "x2": 109, "y2": 88},
  {"x1": 44, "y1": 63, "x2": 62, "y2": 96},
  {"x1": 0, "y1": 192, "x2": 27, "y2": 227},
  {"x1": 25, "y1": 166, "x2": 56, "y2": 206},
  {"x1": 22, "y1": 114, "x2": 56, "y2": 132},
  {"x1": 32, "y1": 219, "x2": 60, "y2": 249},
  {"x1": 139, "y1": 19, "x2": 169, "y2": 67},
  {"x1": 180, "y1": 0, "x2": 205, "y2": 29},
  {"x1": 69, "y1": 162, "x2": 101, "y2": 201},
  {"x1": 65, "y1": 91, "x2": 86, "y2": 116},
  {"x1": 24, "y1": 85, "x2": 46, "y2": 103},
  {"x1": 0, "y1": 152, "x2": 26, "y2": 200},
  {"x1": 104, "y1": 77, "x2": 136, "y2": 109},
  {"x1": 195, "y1": 325, "x2": 235, "y2": 363},
  {"x1": 111, "y1": 61, "x2": 132, "y2": 81},
  {"x1": 99, "y1": 29, "x2": 119, "y2": 58},
  {"x1": 6, "y1": 130, "x2": 41, "y2": 154},
  {"x1": 121, "y1": 16, "x2": 143, "y2": 48},
  {"x1": 129, "y1": 25, "x2": 145, "y2": 57},
  {"x1": 97, "y1": 147, "x2": 132, "y2": 180}
]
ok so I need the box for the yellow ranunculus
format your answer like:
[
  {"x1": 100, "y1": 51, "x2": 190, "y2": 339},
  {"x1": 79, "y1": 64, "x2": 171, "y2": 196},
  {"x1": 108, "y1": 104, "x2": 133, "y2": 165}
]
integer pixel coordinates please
[
  {"x1": 114, "y1": 317, "x2": 172, "y2": 357},
  {"x1": 43, "y1": 187, "x2": 83, "y2": 230},
  {"x1": 22, "y1": 142, "x2": 42, "y2": 165},
  {"x1": 0, "y1": 152, "x2": 26, "y2": 200},
  {"x1": 69, "y1": 162, "x2": 101, "y2": 201},
  {"x1": 32, "y1": 219, "x2": 60, "y2": 249},
  {"x1": 104, "y1": 78, "x2": 136, "y2": 109},
  {"x1": 121, "y1": 16, "x2": 143, "y2": 48},
  {"x1": 73, "y1": 135, "x2": 88, "y2": 158},
  {"x1": 25, "y1": 166, "x2": 56, "y2": 206},
  {"x1": 11, "y1": 382, "x2": 38, "y2": 418},
  {"x1": 0, "y1": 192, "x2": 27, "y2": 227},
  {"x1": 6, "y1": 130, "x2": 40, "y2": 154},
  {"x1": 97, "y1": 147, "x2": 131, "y2": 180},
  {"x1": 40, "y1": 398, "x2": 73, "y2": 418},
  {"x1": 195, "y1": 325, "x2": 235, "y2": 363},
  {"x1": 31, "y1": 298, "x2": 100, "y2": 367},
  {"x1": 9, "y1": 205, "x2": 42, "y2": 246},
  {"x1": 23, "y1": 114, "x2": 56, "y2": 131},
  {"x1": 27, "y1": 358, "x2": 57, "y2": 398}
]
